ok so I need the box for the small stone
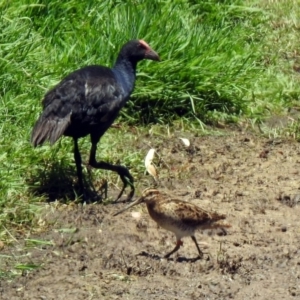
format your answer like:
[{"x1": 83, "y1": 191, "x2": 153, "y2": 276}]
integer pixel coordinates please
[{"x1": 281, "y1": 226, "x2": 287, "y2": 232}]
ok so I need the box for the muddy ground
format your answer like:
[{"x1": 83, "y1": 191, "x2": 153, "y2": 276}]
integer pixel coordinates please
[{"x1": 1, "y1": 127, "x2": 300, "y2": 300}]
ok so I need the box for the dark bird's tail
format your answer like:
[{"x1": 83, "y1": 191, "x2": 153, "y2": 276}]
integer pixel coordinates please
[{"x1": 31, "y1": 113, "x2": 71, "y2": 147}]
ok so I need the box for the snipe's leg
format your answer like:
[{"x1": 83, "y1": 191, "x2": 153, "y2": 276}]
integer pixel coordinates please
[
  {"x1": 164, "y1": 240, "x2": 183, "y2": 258},
  {"x1": 191, "y1": 235, "x2": 203, "y2": 258}
]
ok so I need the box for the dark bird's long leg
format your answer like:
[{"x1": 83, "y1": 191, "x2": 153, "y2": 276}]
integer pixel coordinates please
[
  {"x1": 73, "y1": 137, "x2": 84, "y2": 195},
  {"x1": 191, "y1": 235, "x2": 203, "y2": 258},
  {"x1": 88, "y1": 141, "x2": 135, "y2": 202},
  {"x1": 164, "y1": 239, "x2": 182, "y2": 258}
]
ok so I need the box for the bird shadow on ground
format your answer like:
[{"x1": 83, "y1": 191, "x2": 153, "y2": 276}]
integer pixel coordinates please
[
  {"x1": 136, "y1": 251, "x2": 203, "y2": 263},
  {"x1": 26, "y1": 161, "x2": 105, "y2": 203}
]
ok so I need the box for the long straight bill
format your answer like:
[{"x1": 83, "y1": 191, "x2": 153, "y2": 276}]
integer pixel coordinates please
[{"x1": 113, "y1": 197, "x2": 143, "y2": 216}]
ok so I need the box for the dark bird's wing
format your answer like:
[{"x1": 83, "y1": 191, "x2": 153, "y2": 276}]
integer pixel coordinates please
[
  {"x1": 31, "y1": 77, "x2": 81, "y2": 146},
  {"x1": 31, "y1": 66, "x2": 124, "y2": 146},
  {"x1": 77, "y1": 74, "x2": 125, "y2": 126}
]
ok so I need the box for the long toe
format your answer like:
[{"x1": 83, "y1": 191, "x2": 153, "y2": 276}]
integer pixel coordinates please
[
  {"x1": 114, "y1": 177, "x2": 135, "y2": 202},
  {"x1": 114, "y1": 166, "x2": 135, "y2": 202},
  {"x1": 125, "y1": 185, "x2": 135, "y2": 202}
]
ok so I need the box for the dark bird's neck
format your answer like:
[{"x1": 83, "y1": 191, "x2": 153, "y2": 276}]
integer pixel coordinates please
[{"x1": 112, "y1": 58, "x2": 137, "y2": 98}]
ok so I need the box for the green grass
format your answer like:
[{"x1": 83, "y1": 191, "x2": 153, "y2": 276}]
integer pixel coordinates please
[{"x1": 0, "y1": 0, "x2": 300, "y2": 245}]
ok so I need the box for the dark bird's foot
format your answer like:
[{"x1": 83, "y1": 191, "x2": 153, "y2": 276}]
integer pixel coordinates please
[
  {"x1": 114, "y1": 165, "x2": 135, "y2": 202},
  {"x1": 77, "y1": 166, "x2": 134, "y2": 203},
  {"x1": 88, "y1": 156, "x2": 135, "y2": 202}
]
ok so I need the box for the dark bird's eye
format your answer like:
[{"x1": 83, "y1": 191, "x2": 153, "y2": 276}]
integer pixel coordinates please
[{"x1": 138, "y1": 43, "x2": 147, "y2": 49}]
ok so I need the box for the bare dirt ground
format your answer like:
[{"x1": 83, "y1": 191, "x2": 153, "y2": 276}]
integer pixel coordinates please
[{"x1": 2, "y1": 128, "x2": 300, "y2": 300}]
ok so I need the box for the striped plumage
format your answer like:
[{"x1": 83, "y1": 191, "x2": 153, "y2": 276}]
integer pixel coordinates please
[{"x1": 114, "y1": 188, "x2": 229, "y2": 259}]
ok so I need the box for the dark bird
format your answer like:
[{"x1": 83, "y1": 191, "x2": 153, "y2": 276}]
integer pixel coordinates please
[
  {"x1": 113, "y1": 188, "x2": 230, "y2": 259},
  {"x1": 31, "y1": 40, "x2": 160, "y2": 201}
]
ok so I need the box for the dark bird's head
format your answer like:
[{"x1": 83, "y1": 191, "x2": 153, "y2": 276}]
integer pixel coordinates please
[
  {"x1": 113, "y1": 188, "x2": 160, "y2": 216},
  {"x1": 117, "y1": 40, "x2": 160, "y2": 65}
]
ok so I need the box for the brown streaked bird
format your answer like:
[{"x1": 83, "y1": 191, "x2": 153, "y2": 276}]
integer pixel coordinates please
[{"x1": 113, "y1": 188, "x2": 229, "y2": 259}]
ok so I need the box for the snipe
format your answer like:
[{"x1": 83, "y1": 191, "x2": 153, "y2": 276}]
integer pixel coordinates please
[{"x1": 113, "y1": 188, "x2": 229, "y2": 259}]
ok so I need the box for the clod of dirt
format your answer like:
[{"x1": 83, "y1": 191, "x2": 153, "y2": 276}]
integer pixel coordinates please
[{"x1": 259, "y1": 149, "x2": 269, "y2": 158}]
